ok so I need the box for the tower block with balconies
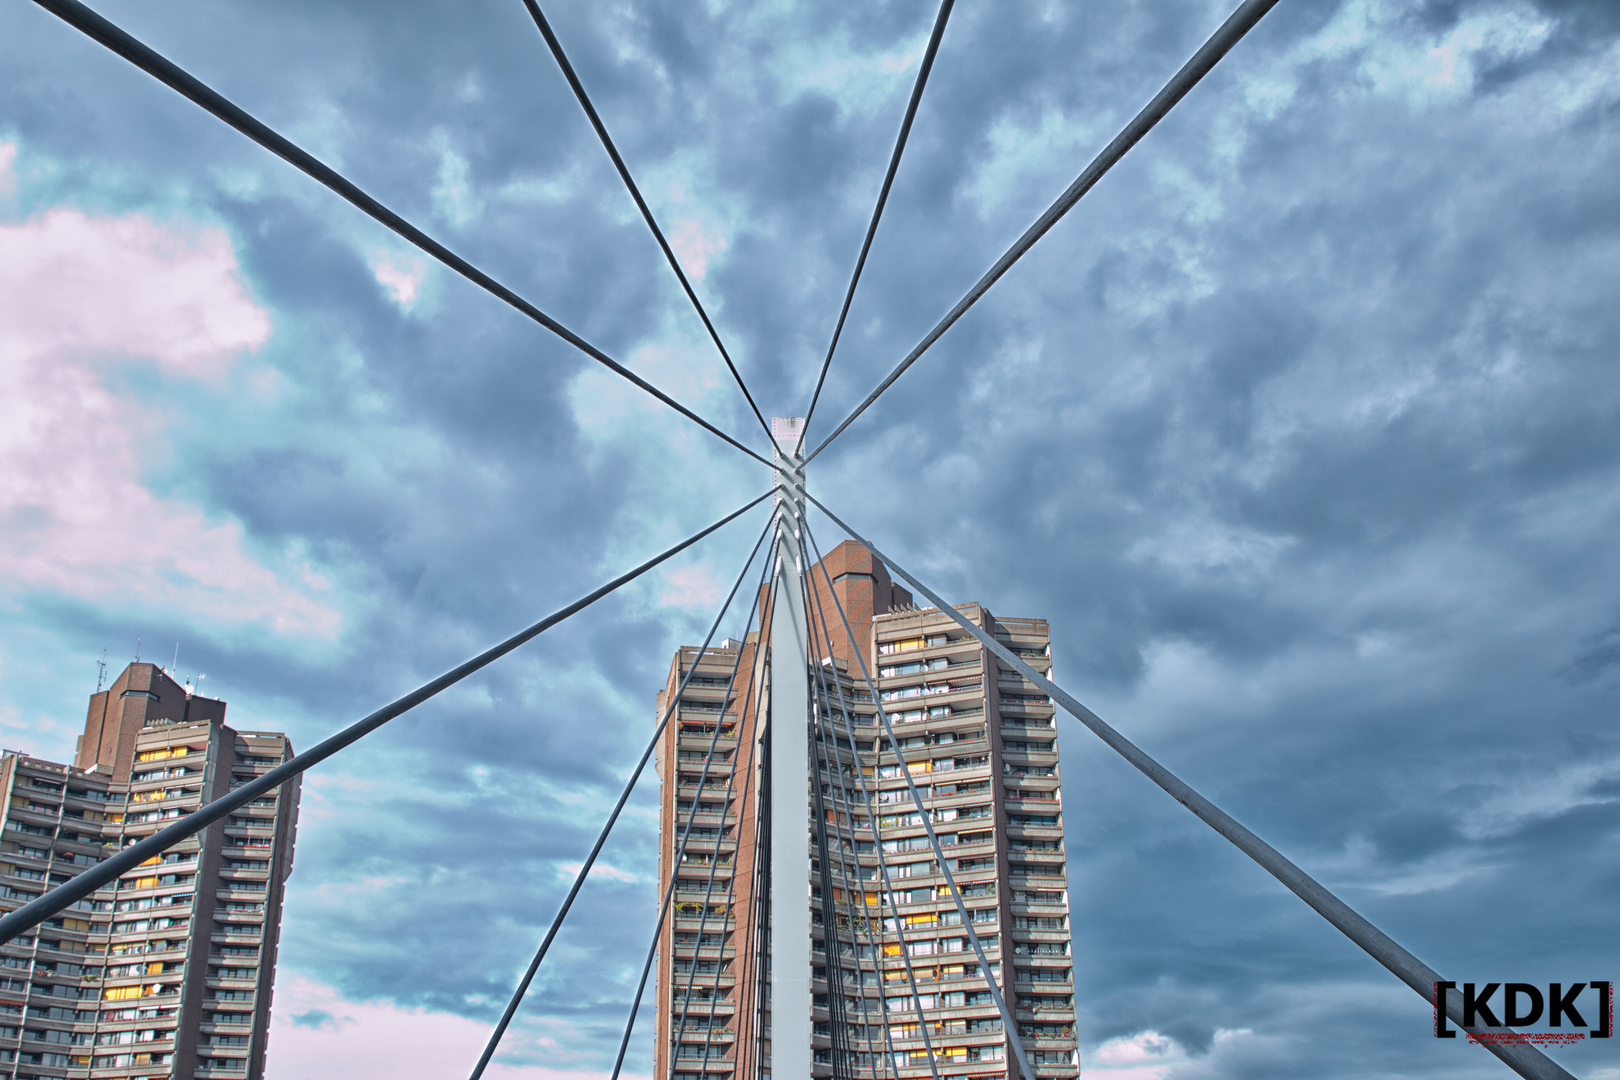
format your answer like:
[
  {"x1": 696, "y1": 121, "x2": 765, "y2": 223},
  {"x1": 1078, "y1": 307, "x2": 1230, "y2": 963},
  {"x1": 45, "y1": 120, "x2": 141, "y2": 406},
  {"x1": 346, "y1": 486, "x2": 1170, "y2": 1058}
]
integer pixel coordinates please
[{"x1": 653, "y1": 536, "x2": 1078, "y2": 1080}]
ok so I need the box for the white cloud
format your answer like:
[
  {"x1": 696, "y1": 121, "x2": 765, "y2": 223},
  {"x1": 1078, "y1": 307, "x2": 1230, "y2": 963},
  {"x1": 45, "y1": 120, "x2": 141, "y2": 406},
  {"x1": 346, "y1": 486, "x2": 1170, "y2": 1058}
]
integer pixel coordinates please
[
  {"x1": 369, "y1": 248, "x2": 428, "y2": 310},
  {"x1": 669, "y1": 217, "x2": 728, "y2": 285},
  {"x1": 1255, "y1": 0, "x2": 1555, "y2": 111},
  {"x1": 432, "y1": 129, "x2": 484, "y2": 228},
  {"x1": 1086, "y1": 1030, "x2": 1189, "y2": 1079},
  {"x1": 658, "y1": 562, "x2": 726, "y2": 610},
  {"x1": 266, "y1": 975, "x2": 639, "y2": 1080},
  {"x1": 0, "y1": 202, "x2": 341, "y2": 637},
  {"x1": 772, "y1": 28, "x2": 923, "y2": 117}
]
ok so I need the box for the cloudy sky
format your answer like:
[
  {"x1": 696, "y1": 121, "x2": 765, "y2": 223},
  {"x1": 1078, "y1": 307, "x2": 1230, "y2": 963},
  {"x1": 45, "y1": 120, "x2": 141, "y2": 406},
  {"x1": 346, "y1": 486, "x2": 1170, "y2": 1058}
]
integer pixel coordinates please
[{"x1": 2, "y1": 0, "x2": 1617, "y2": 1077}]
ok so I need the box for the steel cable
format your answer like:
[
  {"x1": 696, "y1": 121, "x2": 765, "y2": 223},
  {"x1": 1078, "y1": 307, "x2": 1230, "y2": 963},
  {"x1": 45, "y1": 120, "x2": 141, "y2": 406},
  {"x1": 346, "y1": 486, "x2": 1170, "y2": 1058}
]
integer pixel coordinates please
[
  {"x1": 802, "y1": 0, "x2": 1285, "y2": 467},
  {"x1": 608, "y1": 541, "x2": 778, "y2": 1080},
  {"x1": 518, "y1": 0, "x2": 773, "y2": 443},
  {"x1": 713, "y1": 592, "x2": 777, "y2": 1080},
  {"x1": 799, "y1": 594, "x2": 868, "y2": 1080},
  {"x1": 800, "y1": 564, "x2": 903, "y2": 1080},
  {"x1": 806, "y1": 636, "x2": 890, "y2": 1078},
  {"x1": 0, "y1": 491, "x2": 772, "y2": 946},
  {"x1": 799, "y1": 0, "x2": 957, "y2": 450},
  {"x1": 805, "y1": 493, "x2": 1579, "y2": 1080},
  {"x1": 799, "y1": 523, "x2": 1025, "y2": 1079},
  {"x1": 809, "y1": 717, "x2": 855, "y2": 1080},
  {"x1": 800, "y1": 568, "x2": 883, "y2": 1075},
  {"x1": 809, "y1": 683, "x2": 875, "y2": 1074},
  {"x1": 464, "y1": 508, "x2": 776, "y2": 1080},
  {"x1": 690, "y1": 647, "x2": 767, "y2": 1080},
  {"x1": 672, "y1": 636, "x2": 758, "y2": 1077},
  {"x1": 30, "y1": 0, "x2": 770, "y2": 470},
  {"x1": 779, "y1": 510, "x2": 940, "y2": 1080}
]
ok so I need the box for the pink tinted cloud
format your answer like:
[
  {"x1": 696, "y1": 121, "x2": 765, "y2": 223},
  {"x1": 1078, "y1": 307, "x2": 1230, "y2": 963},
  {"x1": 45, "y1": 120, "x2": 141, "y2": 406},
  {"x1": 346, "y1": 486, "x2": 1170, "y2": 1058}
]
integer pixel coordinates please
[
  {"x1": 368, "y1": 249, "x2": 426, "y2": 309},
  {"x1": 657, "y1": 562, "x2": 724, "y2": 610},
  {"x1": 1087, "y1": 1031, "x2": 1187, "y2": 1079},
  {"x1": 0, "y1": 203, "x2": 340, "y2": 637},
  {"x1": 669, "y1": 218, "x2": 727, "y2": 284},
  {"x1": 266, "y1": 975, "x2": 634, "y2": 1080}
]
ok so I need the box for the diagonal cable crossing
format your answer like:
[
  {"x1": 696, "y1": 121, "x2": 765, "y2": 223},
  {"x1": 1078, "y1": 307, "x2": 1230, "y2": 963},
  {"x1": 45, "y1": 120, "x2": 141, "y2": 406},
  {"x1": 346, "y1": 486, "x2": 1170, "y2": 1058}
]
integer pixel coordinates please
[
  {"x1": 799, "y1": 519, "x2": 1035, "y2": 1080},
  {"x1": 23, "y1": 0, "x2": 1564, "y2": 1074},
  {"x1": 29, "y1": 0, "x2": 771, "y2": 469},
  {"x1": 804, "y1": 608, "x2": 915, "y2": 1079},
  {"x1": 689, "y1": 652, "x2": 768, "y2": 1077},
  {"x1": 802, "y1": 0, "x2": 1284, "y2": 467},
  {"x1": 607, "y1": 533, "x2": 778, "y2": 1080},
  {"x1": 466, "y1": 508, "x2": 777, "y2": 1080},
  {"x1": 518, "y1": 0, "x2": 774, "y2": 443},
  {"x1": 791, "y1": 527, "x2": 942, "y2": 1080}
]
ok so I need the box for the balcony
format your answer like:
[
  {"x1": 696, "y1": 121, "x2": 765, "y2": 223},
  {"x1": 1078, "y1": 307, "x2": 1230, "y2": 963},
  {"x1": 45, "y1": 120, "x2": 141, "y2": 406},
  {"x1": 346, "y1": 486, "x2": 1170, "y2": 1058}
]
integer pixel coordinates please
[
  {"x1": 1006, "y1": 843, "x2": 1064, "y2": 859},
  {"x1": 1003, "y1": 787, "x2": 1060, "y2": 806}
]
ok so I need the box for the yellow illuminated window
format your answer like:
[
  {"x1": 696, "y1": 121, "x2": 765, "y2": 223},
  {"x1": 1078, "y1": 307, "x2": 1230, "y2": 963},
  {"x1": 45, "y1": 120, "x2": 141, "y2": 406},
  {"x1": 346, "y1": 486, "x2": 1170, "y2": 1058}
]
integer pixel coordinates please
[
  {"x1": 134, "y1": 877, "x2": 158, "y2": 889},
  {"x1": 104, "y1": 986, "x2": 141, "y2": 1001}
]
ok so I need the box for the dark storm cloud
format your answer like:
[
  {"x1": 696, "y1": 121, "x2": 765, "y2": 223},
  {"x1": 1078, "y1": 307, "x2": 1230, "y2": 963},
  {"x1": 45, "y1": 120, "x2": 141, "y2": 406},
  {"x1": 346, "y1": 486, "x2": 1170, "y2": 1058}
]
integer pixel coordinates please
[{"x1": 3, "y1": 0, "x2": 1618, "y2": 1076}]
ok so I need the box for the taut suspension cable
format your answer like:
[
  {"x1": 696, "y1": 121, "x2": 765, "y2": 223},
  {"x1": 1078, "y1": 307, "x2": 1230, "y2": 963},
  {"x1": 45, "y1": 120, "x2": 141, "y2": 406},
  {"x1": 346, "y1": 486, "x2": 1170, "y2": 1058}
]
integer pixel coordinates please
[
  {"x1": 802, "y1": 596, "x2": 900, "y2": 1080},
  {"x1": 0, "y1": 491, "x2": 772, "y2": 946},
  {"x1": 797, "y1": 541, "x2": 935, "y2": 1080},
  {"x1": 802, "y1": 0, "x2": 1285, "y2": 467},
  {"x1": 30, "y1": 0, "x2": 771, "y2": 469},
  {"x1": 607, "y1": 538, "x2": 778, "y2": 1080},
  {"x1": 518, "y1": 0, "x2": 773, "y2": 444},
  {"x1": 806, "y1": 492, "x2": 1579, "y2": 1080},
  {"x1": 467, "y1": 509, "x2": 777, "y2": 1080},
  {"x1": 690, "y1": 648, "x2": 767, "y2": 1078},
  {"x1": 799, "y1": 0, "x2": 957, "y2": 449},
  {"x1": 800, "y1": 520, "x2": 1035, "y2": 1080}
]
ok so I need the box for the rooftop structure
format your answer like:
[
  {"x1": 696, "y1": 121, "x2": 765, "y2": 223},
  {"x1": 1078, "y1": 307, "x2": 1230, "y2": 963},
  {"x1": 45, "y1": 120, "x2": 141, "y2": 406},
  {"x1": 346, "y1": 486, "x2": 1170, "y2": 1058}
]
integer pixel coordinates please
[{"x1": 0, "y1": 664, "x2": 299, "y2": 1080}]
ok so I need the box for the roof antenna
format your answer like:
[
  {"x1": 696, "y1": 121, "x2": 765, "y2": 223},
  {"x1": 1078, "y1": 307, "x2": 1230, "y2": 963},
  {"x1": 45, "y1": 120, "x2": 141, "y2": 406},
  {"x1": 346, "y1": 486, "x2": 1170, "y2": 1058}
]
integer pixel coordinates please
[
  {"x1": 134, "y1": 638, "x2": 142, "y2": 663},
  {"x1": 171, "y1": 642, "x2": 180, "y2": 677},
  {"x1": 95, "y1": 648, "x2": 108, "y2": 693}
]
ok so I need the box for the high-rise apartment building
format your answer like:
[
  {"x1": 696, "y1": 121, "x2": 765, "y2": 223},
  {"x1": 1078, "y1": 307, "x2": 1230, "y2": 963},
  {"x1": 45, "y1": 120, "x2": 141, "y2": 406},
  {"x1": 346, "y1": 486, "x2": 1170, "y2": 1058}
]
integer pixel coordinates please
[
  {"x1": 653, "y1": 542, "x2": 1077, "y2": 1080},
  {"x1": 0, "y1": 663, "x2": 299, "y2": 1080}
]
